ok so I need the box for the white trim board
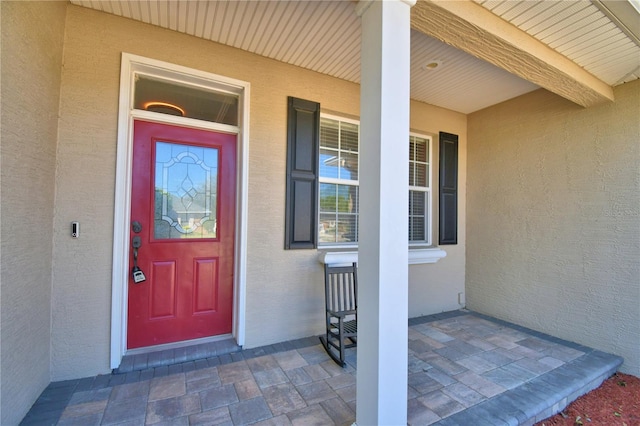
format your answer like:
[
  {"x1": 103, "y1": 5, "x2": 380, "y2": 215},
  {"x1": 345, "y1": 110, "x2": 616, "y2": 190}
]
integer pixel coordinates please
[
  {"x1": 317, "y1": 247, "x2": 446, "y2": 266},
  {"x1": 110, "y1": 53, "x2": 250, "y2": 369}
]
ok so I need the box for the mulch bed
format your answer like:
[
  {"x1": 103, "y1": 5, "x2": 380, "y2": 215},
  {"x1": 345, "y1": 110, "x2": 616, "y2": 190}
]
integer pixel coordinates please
[{"x1": 535, "y1": 373, "x2": 640, "y2": 426}]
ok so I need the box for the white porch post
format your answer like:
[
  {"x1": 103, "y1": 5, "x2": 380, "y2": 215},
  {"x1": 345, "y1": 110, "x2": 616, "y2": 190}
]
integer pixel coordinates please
[{"x1": 356, "y1": 0, "x2": 414, "y2": 424}]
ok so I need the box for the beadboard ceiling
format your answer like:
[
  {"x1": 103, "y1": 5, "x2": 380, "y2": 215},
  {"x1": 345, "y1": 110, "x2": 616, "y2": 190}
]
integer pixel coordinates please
[{"x1": 70, "y1": 0, "x2": 640, "y2": 114}]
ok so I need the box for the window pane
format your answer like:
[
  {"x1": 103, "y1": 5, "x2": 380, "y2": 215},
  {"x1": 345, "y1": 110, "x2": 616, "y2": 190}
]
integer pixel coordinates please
[
  {"x1": 321, "y1": 118, "x2": 359, "y2": 182},
  {"x1": 409, "y1": 163, "x2": 415, "y2": 186},
  {"x1": 154, "y1": 142, "x2": 218, "y2": 239},
  {"x1": 320, "y1": 149, "x2": 340, "y2": 179},
  {"x1": 340, "y1": 122, "x2": 359, "y2": 153},
  {"x1": 319, "y1": 182, "x2": 358, "y2": 244},
  {"x1": 411, "y1": 191, "x2": 425, "y2": 215},
  {"x1": 135, "y1": 75, "x2": 238, "y2": 125},
  {"x1": 409, "y1": 136, "x2": 429, "y2": 188},
  {"x1": 337, "y1": 214, "x2": 358, "y2": 243},
  {"x1": 415, "y1": 137, "x2": 428, "y2": 162},
  {"x1": 415, "y1": 163, "x2": 428, "y2": 187},
  {"x1": 319, "y1": 213, "x2": 338, "y2": 243},
  {"x1": 340, "y1": 152, "x2": 358, "y2": 181},
  {"x1": 409, "y1": 190, "x2": 426, "y2": 242},
  {"x1": 336, "y1": 185, "x2": 358, "y2": 213},
  {"x1": 409, "y1": 216, "x2": 425, "y2": 241},
  {"x1": 320, "y1": 118, "x2": 339, "y2": 149},
  {"x1": 320, "y1": 183, "x2": 337, "y2": 212}
]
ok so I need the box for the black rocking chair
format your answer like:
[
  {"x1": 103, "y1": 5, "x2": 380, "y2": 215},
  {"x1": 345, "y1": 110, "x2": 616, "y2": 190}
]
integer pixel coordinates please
[{"x1": 319, "y1": 262, "x2": 358, "y2": 367}]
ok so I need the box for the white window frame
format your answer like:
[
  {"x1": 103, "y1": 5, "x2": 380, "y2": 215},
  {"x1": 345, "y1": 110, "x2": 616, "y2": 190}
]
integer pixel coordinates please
[
  {"x1": 408, "y1": 133, "x2": 433, "y2": 247},
  {"x1": 318, "y1": 114, "x2": 361, "y2": 247},
  {"x1": 318, "y1": 115, "x2": 435, "y2": 248}
]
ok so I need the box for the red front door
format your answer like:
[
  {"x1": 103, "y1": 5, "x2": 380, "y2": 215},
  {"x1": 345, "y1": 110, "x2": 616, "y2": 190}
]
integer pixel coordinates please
[{"x1": 128, "y1": 120, "x2": 236, "y2": 349}]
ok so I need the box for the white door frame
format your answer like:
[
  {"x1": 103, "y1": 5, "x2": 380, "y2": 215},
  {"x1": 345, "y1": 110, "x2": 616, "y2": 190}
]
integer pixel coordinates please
[{"x1": 110, "y1": 53, "x2": 250, "y2": 369}]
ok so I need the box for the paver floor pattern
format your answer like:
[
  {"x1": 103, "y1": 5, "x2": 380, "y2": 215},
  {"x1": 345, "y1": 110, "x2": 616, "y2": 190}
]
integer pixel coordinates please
[{"x1": 52, "y1": 313, "x2": 587, "y2": 425}]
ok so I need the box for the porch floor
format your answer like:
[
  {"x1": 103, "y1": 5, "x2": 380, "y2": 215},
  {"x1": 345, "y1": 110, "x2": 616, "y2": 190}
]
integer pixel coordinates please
[{"x1": 21, "y1": 310, "x2": 622, "y2": 425}]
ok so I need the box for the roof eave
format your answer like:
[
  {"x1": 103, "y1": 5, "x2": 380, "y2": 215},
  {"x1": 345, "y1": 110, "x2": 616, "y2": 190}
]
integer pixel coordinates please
[{"x1": 412, "y1": 0, "x2": 615, "y2": 108}]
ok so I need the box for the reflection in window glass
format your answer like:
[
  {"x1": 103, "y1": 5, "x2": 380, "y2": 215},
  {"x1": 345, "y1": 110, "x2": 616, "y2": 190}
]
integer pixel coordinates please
[
  {"x1": 134, "y1": 74, "x2": 239, "y2": 126},
  {"x1": 319, "y1": 117, "x2": 360, "y2": 244},
  {"x1": 319, "y1": 183, "x2": 359, "y2": 244},
  {"x1": 154, "y1": 142, "x2": 219, "y2": 239},
  {"x1": 319, "y1": 118, "x2": 359, "y2": 181}
]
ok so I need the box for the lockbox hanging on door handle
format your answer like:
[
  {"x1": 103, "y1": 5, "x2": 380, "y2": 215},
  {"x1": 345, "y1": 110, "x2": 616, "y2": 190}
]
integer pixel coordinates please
[{"x1": 131, "y1": 234, "x2": 146, "y2": 283}]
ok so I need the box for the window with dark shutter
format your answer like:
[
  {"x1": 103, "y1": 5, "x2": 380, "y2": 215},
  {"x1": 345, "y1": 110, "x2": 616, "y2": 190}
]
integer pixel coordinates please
[
  {"x1": 285, "y1": 97, "x2": 320, "y2": 249},
  {"x1": 439, "y1": 132, "x2": 458, "y2": 245}
]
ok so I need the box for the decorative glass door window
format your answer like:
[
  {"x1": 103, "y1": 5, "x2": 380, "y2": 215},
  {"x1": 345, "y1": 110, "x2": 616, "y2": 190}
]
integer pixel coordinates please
[{"x1": 154, "y1": 142, "x2": 219, "y2": 239}]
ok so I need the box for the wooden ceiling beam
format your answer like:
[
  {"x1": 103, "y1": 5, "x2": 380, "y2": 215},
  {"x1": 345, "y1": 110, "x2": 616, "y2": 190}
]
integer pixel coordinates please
[{"x1": 411, "y1": 0, "x2": 615, "y2": 107}]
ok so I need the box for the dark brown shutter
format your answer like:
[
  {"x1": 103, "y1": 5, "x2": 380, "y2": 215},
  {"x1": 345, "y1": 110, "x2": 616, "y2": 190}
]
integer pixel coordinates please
[
  {"x1": 439, "y1": 132, "x2": 458, "y2": 245},
  {"x1": 285, "y1": 97, "x2": 320, "y2": 249}
]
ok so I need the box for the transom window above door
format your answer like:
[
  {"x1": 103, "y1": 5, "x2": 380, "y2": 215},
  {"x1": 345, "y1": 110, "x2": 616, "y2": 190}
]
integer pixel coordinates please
[
  {"x1": 318, "y1": 115, "x2": 433, "y2": 247},
  {"x1": 134, "y1": 74, "x2": 239, "y2": 126}
]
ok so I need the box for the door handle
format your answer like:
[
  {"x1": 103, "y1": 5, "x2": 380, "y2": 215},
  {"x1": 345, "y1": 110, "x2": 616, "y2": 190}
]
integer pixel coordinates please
[{"x1": 131, "y1": 235, "x2": 146, "y2": 283}]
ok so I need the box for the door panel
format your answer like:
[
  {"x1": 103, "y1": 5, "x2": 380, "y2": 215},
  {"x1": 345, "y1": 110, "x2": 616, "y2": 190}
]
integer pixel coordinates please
[
  {"x1": 128, "y1": 120, "x2": 236, "y2": 349},
  {"x1": 149, "y1": 261, "x2": 176, "y2": 319},
  {"x1": 194, "y1": 258, "x2": 218, "y2": 313}
]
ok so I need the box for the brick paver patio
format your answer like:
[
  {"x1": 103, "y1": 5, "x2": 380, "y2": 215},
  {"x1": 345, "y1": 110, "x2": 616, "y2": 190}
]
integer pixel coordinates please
[{"x1": 21, "y1": 310, "x2": 622, "y2": 425}]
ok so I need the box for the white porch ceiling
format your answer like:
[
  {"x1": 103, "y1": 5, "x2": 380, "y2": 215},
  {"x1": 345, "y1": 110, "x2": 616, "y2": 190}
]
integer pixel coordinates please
[{"x1": 70, "y1": 0, "x2": 640, "y2": 114}]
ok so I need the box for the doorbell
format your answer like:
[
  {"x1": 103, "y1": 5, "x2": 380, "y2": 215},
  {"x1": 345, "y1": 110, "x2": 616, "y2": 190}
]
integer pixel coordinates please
[{"x1": 71, "y1": 222, "x2": 80, "y2": 238}]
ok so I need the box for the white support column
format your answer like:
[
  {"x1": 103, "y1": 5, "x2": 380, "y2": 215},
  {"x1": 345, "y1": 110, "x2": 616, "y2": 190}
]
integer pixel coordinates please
[{"x1": 355, "y1": 0, "x2": 414, "y2": 424}]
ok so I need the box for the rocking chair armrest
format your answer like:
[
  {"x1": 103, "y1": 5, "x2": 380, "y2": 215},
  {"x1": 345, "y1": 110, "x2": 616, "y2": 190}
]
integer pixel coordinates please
[{"x1": 327, "y1": 309, "x2": 357, "y2": 317}]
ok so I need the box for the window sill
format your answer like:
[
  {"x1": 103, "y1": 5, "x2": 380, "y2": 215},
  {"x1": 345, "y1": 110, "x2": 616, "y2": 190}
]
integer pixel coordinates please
[{"x1": 318, "y1": 247, "x2": 446, "y2": 265}]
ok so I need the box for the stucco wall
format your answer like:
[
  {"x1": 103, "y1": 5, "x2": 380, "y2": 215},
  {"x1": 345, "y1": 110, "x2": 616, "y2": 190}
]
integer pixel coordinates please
[
  {"x1": 0, "y1": 1, "x2": 67, "y2": 423},
  {"x1": 466, "y1": 82, "x2": 640, "y2": 375},
  {"x1": 51, "y1": 5, "x2": 466, "y2": 380},
  {"x1": 408, "y1": 101, "x2": 467, "y2": 319}
]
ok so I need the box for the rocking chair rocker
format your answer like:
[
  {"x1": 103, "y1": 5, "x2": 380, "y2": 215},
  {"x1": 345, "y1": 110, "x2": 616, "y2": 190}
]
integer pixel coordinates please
[{"x1": 319, "y1": 262, "x2": 358, "y2": 367}]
